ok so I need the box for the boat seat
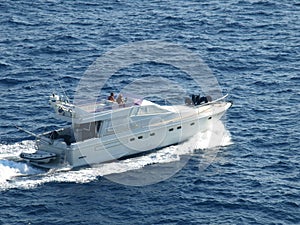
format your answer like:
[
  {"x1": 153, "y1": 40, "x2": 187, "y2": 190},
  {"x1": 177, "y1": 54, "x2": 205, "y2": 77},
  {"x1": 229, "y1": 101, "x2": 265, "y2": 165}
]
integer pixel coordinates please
[{"x1": 185, "y1": 97, "x2": 193, "y2": 105}]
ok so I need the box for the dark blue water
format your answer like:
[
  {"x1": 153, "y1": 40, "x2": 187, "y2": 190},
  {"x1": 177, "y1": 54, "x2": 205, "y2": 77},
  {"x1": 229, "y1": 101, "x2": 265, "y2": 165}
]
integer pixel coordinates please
[{"x1": 1, "y1": 0, "x2": 299, "y2": 224}]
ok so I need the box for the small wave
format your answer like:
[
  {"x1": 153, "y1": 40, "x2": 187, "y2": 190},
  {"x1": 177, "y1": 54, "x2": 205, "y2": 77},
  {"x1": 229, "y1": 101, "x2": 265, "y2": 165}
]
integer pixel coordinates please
[
  {"x1": 252, "y1": 80, "x2": 281, "y2": 87},
  {"x1": 0, "y1": 61, "x2": 11, "y2": 69},
  {"x1": 290, "y1": 76, "x2": 300, "y2": 82},
  {"x1": 251, "y1": 1, "x2": 278, "y2": 8},
  {"x1": 0, "y1": 77, "x2": 20, "y2": 86},
  {"x1": 35, "y1": 46, "x2": 70, "y2": 55},
  {"x1": 54, "y1": 34, "x2": 80, "y2": 42},
  {"x1": 7, "y1": 16, "x2": 39, "y2": 26}
]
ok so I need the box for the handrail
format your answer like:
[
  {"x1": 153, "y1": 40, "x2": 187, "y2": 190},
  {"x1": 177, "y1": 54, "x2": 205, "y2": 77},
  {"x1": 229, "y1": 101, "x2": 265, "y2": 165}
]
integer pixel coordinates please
[{"x1": 194, "y1": 94, "x2": 228, "y2": 107}]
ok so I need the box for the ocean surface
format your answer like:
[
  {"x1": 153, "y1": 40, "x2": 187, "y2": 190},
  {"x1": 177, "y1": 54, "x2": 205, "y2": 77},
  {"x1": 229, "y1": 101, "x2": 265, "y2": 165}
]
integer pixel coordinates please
[{"x1": 0, "y1": 0, "x2": 299, "y2": 224}]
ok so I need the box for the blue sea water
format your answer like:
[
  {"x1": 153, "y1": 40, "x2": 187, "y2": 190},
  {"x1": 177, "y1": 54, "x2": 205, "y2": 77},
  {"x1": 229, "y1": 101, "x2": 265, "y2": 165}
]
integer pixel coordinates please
[{"x1": 0, "y1": 0, "x2": 299, "y2": 224}]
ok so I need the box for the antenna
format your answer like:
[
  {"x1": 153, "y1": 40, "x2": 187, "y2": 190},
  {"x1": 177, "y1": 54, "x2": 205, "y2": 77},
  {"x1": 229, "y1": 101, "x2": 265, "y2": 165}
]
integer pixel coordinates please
[{"x1": 57, "y1": 78, "x2": 70, "y2": 103}]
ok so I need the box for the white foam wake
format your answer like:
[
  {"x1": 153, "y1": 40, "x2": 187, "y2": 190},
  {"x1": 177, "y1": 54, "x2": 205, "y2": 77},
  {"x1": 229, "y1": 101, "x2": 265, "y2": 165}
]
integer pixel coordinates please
[
  {"x1": 0, "y1": 140, "x2": 43, "y2": 190},
  {"x1": 0, "y1": 120, "x2": 232, "y2": 190}
]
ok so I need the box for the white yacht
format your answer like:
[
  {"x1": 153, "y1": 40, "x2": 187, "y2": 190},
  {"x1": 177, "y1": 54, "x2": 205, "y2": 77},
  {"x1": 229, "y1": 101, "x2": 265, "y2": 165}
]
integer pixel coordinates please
[{"x1": 20, "y1": 93, "x2": 232, "y2": 169}]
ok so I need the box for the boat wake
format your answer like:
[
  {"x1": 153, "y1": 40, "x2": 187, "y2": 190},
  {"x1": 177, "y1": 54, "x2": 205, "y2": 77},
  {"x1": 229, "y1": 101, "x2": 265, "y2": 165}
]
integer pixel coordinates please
[{"x1": 0, "y1": 120, "x2": 232, "y2": 190}]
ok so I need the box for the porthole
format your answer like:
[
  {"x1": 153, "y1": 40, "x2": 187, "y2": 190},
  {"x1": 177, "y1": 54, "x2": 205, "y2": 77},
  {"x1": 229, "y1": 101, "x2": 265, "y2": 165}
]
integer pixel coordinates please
[{"x1": 208, "y1": 117, "x2": 212, "y2": 120}]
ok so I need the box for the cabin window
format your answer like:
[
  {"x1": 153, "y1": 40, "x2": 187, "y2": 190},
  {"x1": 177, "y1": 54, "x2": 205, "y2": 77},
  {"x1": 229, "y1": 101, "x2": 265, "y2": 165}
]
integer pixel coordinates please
[
  {"x1": 96, "y1": 121, "x2": 101, "y2": 132},
  {"x1": 177, "y1": 126, "x2": 182, "y2": 129},
  {"x1": 138, "y1": 136, "x2": 143, "y2": 139},
  {"x1": 169, "y1": 128, "x2": 174, "y2": 132},
  {"x1": 74, "y1": 121, "x2": 101, "y2": 141},
  {"x1": 137, "y1": 105, "x2": 167, "y2": 115},
  {"x1": 130, "y1": 138, "x2": 135, "y2": 141},
  {"x1": 150, "y1": 133, "x2": 155, "y2": 136},
  {"x1": 190, "y1": 122, "x2": 195, "y2": 126}
]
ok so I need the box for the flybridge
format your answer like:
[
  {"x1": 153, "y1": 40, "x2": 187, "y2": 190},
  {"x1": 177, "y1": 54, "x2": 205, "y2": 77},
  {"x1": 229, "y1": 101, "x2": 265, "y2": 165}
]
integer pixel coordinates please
[
  {"x1": 49, "y1": 93, "x2": 229, "y2": 122},
  {"x1": 49, "y1": 94, "x2": 171, "y2": 123}
]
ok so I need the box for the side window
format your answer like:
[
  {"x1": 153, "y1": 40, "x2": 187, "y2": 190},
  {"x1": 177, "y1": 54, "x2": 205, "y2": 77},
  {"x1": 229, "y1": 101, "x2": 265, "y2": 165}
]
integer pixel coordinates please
[
  {"x1": 74, "y1": 122, "x2": 98, "y2": 141},
  {"x1": 96, "y1": 121, "x2": 101, "y2": 133}
]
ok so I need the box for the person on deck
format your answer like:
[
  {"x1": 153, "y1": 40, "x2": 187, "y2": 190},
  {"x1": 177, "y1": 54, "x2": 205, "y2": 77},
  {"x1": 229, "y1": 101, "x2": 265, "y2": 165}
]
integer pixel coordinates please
[
  {"x1": 108, "y1": 92, "x2": 115, "y2": 102},
  {"x1": 116, "y1": 94, "x2": 124, "y2": 104}
]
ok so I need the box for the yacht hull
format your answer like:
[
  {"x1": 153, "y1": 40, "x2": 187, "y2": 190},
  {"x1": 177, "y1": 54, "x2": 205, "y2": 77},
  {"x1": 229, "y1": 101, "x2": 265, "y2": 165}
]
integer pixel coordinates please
[{"x1": 20, "y1": 98, "x2": 232, "y2": 169}]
